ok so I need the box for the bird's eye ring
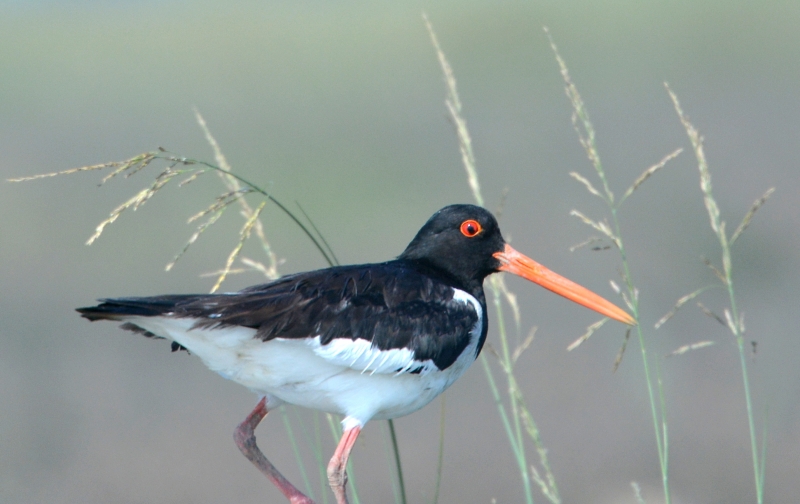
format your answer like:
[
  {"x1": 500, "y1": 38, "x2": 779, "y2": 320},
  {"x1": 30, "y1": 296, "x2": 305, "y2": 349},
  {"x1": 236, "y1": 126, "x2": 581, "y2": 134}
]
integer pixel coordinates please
[{"x1": 460, "y1": 219, "x2": 482, "y2": 238}]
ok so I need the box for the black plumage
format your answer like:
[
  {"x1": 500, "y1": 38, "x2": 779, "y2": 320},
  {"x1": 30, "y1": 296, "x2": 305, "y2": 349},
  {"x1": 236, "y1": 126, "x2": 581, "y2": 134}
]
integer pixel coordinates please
[{"x1": 79, "y1": 261, "x2": 484, "y2": 372}]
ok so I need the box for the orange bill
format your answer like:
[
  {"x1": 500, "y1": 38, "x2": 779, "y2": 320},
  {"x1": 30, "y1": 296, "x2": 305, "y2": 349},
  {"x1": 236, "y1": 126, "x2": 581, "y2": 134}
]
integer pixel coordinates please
[{"x1": 494, "y1": 244, "x2": 636, "y2": 325}]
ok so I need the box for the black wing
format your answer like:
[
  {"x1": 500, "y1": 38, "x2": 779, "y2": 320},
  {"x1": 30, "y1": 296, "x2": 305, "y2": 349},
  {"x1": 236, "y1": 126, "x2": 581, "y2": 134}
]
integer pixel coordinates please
[{"x1": 77, "y1": 261, "x2": 485, "y2": 371}]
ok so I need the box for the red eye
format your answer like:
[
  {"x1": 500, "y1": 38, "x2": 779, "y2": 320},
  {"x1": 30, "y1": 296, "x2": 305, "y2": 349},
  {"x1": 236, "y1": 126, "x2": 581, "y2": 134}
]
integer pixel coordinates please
[{"x1": 460, "y1": 219, "x2": 482, "y2": 238}]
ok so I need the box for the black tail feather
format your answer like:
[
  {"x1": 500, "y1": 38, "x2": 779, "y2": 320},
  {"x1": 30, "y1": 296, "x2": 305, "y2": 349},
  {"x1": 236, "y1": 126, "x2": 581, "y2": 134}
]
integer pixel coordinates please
[
  {"x1": 76, "y1": 295, "x2": 204, "y2": 321},
  {"x1": 78, "y1": 296, "x2": 196, "y2": 353}
]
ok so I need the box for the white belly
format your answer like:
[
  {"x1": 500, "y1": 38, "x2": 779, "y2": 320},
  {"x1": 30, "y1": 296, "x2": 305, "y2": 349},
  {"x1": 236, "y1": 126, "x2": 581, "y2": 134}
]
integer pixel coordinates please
[{"x1": 126, "y1": 312, "x2": 480, "y2": 429}]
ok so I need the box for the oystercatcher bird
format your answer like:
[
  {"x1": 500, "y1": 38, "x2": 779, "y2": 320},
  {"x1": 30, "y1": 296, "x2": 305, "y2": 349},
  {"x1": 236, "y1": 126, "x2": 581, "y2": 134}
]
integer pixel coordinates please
[{"x1": 78, "y1": 204, "x2": 633, "y2": 504}]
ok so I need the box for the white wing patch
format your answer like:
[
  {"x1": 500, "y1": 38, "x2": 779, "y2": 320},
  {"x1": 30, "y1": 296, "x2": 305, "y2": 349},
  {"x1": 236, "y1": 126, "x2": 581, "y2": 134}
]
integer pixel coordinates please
[
  {"x1": 306, "y1": 336, "x2": 438, "y2": 375},
  {"x1": 303, "y1": 287, "x2": 482, "y2": 377}
]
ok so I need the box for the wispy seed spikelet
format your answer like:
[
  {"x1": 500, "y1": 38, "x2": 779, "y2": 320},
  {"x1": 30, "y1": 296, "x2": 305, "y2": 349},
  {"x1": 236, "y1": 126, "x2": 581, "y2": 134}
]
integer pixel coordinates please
[
  {"x1": 187, "y1": 189, "x2": 252, "y2": 224},
  {"x1": 654, "y1": 287, "x2": 711, "y2": 329},
  {"x1": 165, "y1": 209, "x2": 226, "y2": 272},
  {"x1": 666, "y1": 83, "x2": 723, "y2": 237},
  {"x1": 211, "y1": 200, "x2": 268, "y2": 293},
  {"x1": 666, "y1": 340, "x2": 714, "y2": 358},
  {"x1": 546, "y1": 26, "x2": 613, "y2": 204},
  {"x1": 702, "y1": 257, "x2": 726, "y2": 283},
  {"x1": 697, "y1": 302, "x2": 727, "y2": 327},
  {"x1": 511, "y1": 327, "x2": 537, "y2": 364},
  {"x1": 423, "y1": 12, "x2": 482, "y2": 207},
  {"x1": 612, "y1": 328, "x2": 632, "y2": 373},
  {"x1": 122, "y1": 156, "x2": 157, "y2": 180},
  {"x1": 240, "y1": 257, "x2": 276, "y2": 278},
  {"x1": 569, "y1": 210, "x2": 619, "y2": 247},
  {"x1": 196, "y1": 109, "x2": 281, "y2": 281},
  {"x1": 620, "y1": 148, "x2": 683, "y2": 204},
  {"x1": 567, "y1": 318, "x2": 608, "y2": 351},
  {"x1": 730, "y1": 187, "x2": 776, "y2": 245},
  {"x1": 569, "y1": 172, "x2": 603, "y2": 199},
  {"x1": 99, "y1": 153, "x2": 156, "y2": 185},
  {"x1": 8, "y1": 162, "x2": 112, "y2": 182},
  {"x1": 7, "y1": 152, "x2": 156, "y2": 183},
  {"x1": 569, "y1": 236, "x2": 604, "y2": 252},
  {"x1": 630, "y1": 482, "x2": 646, "y2": 504},
  {"x1": 178, "y1": 169, "x2": 207, "y2": 187},
  {"x1": 86, "y1": 169, "x2": 178, "y2": 245}
]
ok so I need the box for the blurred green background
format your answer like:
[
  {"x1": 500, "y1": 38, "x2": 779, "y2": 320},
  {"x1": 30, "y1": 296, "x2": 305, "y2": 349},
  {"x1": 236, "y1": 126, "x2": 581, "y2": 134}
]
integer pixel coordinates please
[{"x1": 2, "y1": 1, "x2": 799, "y2": 503}]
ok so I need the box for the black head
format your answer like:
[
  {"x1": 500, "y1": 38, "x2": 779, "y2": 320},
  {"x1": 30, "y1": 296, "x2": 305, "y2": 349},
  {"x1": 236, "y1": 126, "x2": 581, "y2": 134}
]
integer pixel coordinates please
[{"x1": 398, "y1": 204, "x2": 505, "y2": 290}]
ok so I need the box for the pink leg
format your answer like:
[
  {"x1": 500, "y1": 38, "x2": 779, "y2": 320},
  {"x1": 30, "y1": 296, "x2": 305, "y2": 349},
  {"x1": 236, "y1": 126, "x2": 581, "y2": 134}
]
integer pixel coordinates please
[
  {"x1": 327, "y1": 426, "x2": 362, "y2": 504},
  {"x1": 234, "y1": 397, "x2": 314, "y2": 504}
]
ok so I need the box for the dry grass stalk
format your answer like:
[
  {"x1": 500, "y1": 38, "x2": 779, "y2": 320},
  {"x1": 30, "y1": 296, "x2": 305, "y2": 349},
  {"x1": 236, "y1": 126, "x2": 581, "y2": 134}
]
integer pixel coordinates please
[
  {"x1": 99, "y1": 154, "x2": 156, "y2": 185},
  {"x1": 7, "y1": 155, "x2": 150, "y2": 183},
  {"x1": 654, "y1": 287, "x2": 709, "y2": 329},
  {"x1": 240, "y1": 256, "x2": 278, "y2": 277},
  {"x1": 86, "y1": 168, "x2": 179, "y2": 245},
  {"x1": 545, "y1": 27, "x2": 613, "y2": 204},
  {"x1": 567, "y1": 318, "x2": 608, "y2": 351},
  {"x1": 666, "y1": 84, "x2": 723, "y2": 238},
  {"x1": 178, "y1": 169, "x2": 206, "y2": 187},
  {"x1": 512, "y1": 327, "x2": 537, "y2": 364},
  {"x1": 165, "y1": 209, "x2": 226, "y2": 272},
  {"x1": 730, "y1": 187, "x2": 775, "y2": 245},
  {"x1": 666, "y1": 341, "x2": 714, "y2": 358},
  {"x1": 569, "y1": 210, "x2": 619, "y2": 246},
  {"x1": 569, "y1": 171, "x2": 603, "y2": 199},
  {"x1": 620, "y1": 148, "x2": 683, "y2": 204},
  {"x1": 195, "y1": 110, "x2": 280, "y2": 281},
  {"x1": 187, "y1": 189, "x2": 252, "y2": 224},
  {"x1": 423, "y1": 12, "x2": 483, "y2": 207},
  {"x1": 211, "y1": 200, "x2": 267, "y2": 293}
]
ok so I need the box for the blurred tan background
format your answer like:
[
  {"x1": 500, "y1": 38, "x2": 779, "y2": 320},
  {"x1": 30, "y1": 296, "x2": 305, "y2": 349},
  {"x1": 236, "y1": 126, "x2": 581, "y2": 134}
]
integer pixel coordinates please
[{"x1": 2, "y1": 1, "x2": 799, "y2": 503}]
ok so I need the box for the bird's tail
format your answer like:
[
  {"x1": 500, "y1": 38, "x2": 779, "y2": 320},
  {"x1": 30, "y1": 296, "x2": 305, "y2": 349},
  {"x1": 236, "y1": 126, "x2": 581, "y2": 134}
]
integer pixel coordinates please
[
  {"x1": 77, "y1": 295, "x2": 208, "y2": 352},
  {"x1": 77, "y1": 295, "x2": 201, "y2": 321}
]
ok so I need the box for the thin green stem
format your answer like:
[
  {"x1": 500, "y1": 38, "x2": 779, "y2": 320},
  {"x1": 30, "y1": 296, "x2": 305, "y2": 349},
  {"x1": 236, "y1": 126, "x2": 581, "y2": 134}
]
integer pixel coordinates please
[
  {"x1": 432, "y1": 395, "x2": 446, "y2": 504},
  {"x1": 725, "y1": 272, "x2": 763, "y2": 503},
  {"x1": 479, "y1": 353, "x2": 532, "y2": 504},
  {"x1": 611, "y1": 208, "x2": 670, "y2": 503},
  {"x1": 388, "y1": 420, "x2": 408, "y2": 504},
  {"x1": 759, "y1": 407, "x2": 769, "y2": 493},
  {"x1": 380, "y1": 422, "x2": 402, "y2": 504},
  {"x1": 313, "y1": 412, "x2": 330, "y2": 504},
  {"x1": 280, "y1": 407, "x2": 316, "y2": 500},
  {"x1": 668, "y1": 85, "x2": 765, "y2": 503},
  {"x1": 548, "y1": 36, "x2": 672, "y2": 501},
  {"x1": 490, "y1": 284, "x2": 533, "y2": 503},
  {"x1": 289, "y1": 407, "x2": 330, "y2": 504},
  {"x1": 295, "y1": 200, "x2": 341, "y2": 266}
]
